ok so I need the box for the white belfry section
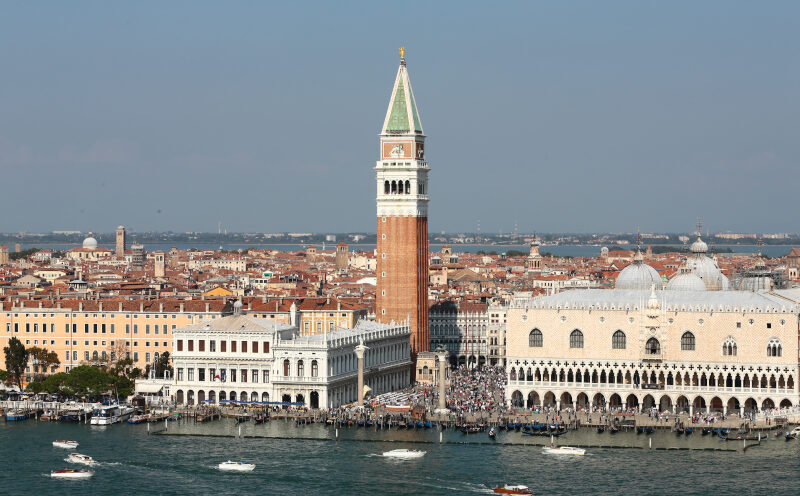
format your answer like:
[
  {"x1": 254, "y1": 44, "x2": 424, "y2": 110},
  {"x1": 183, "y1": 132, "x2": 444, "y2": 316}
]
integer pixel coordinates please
[{"x1": 375, "y1": 51, "x2": 429, "y2": 218}]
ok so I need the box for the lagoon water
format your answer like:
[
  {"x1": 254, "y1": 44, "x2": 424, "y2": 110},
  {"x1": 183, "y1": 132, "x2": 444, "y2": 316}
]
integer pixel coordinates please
[{"x1": 2, "y1": 419, "x2": 798, "y2": 495}]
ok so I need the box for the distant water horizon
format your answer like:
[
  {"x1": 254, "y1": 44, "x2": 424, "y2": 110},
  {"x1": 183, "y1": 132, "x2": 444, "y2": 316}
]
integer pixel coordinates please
[{"x1": 15, "y1": 243, "x2": 796, "y2": 258}]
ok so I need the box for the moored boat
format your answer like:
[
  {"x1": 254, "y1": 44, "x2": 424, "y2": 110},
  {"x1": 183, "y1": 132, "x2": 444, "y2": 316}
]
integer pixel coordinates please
[
  {"x1": 382, "y1": 448, "x2": 426, "y2": 459},
  {"x1": 50, "y1": 469, "x2": 93, "y2": 479},
  {"x1": 218, "y1": 460, "x2": 256, "y2": 472},
  {"x1": 5, "y1": 409, "x2": 30, "y2": 421},
  {"x1": 127, "y1": 415, "x2": 147, "y2": 424},
  {"x1": 488, "y1": 427, "x2": 496, "y2": 439},
  {"x1": 90, "y1": 404, "x2": 134, "y2": 425},
  {"x1": 53, "y1": 440, "x2": 79, "y2": 449},
  {"x1": 542, "y1": 446, "x2": 586, "y2": 456},
  {"x1": 493, "y1": 484, "x2": 532, "y2": 494},
  {"x1": 67, "y1": 453, "x2": 96, "y2": 466}
]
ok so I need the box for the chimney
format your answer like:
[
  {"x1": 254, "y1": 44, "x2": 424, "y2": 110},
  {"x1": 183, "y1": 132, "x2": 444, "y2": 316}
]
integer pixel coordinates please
[
  {"x1": 159, "y1": 302, "x2": 164, "y2": 312},
  {"x1": 179, "y1": 302, "x2": 184, "y2": 313},
  {"x1": 139, "y1": 301, "x2": 143, "y2": 312},
  {"x1": 118, "y1": 302, "x2": 123, "y2": 311},
  {"x1": 79, "y1": 302, "x2": 83, "y2": 312},
  {"x1": 99, "y1": 302, "x2": 103, "y2": 312},
  {"x1": 205, "y1": 302, "x2": 210, "y2": 313},
  {"x1": 57, "y1": 302, "x2": 61, "y2": 309}
]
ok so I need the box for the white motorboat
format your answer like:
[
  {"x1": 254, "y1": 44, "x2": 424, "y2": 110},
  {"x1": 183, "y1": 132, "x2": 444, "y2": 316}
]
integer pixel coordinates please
[
  {"x1": 50, "y1": 469, "x2": 94, "y2": 479},
  {"x1": 381, "y1": 448, "x2": 426, "y2": 459},
  {"x1": 67, "y1": 453, "x2": 96, "y2": 466},
  {"x1": 218, "y1": 461, "x2": 256, "y2": 472},
  {"x1": 90, "y1": 404, "x2": 134, "y2": 425},
  {"x1": 542, "y1": 446, "x2": 585, "y2": 456},
  {"x1": 52, "y1": 440, "x2": 79, "y2": 449}
]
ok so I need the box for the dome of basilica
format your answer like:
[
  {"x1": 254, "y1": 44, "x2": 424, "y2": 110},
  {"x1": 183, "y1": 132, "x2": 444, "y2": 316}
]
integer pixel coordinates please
[
  {"x1": 615, "y1": 251, "x2": 662, "y2": 290},
  {"x1": 666, "y1": 271, "x2": 707, "y2": 291}
]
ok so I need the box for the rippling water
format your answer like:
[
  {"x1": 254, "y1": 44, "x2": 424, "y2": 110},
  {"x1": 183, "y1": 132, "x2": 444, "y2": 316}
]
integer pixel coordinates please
[{"x1": 2, "y1": 419, "x2": 798, "y2": 495}]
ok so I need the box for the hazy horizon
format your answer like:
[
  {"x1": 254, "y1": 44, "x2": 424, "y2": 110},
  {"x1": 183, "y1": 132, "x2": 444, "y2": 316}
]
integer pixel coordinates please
[{"x1": 2, "y1": 2, "x2": 798, "y2": 234}]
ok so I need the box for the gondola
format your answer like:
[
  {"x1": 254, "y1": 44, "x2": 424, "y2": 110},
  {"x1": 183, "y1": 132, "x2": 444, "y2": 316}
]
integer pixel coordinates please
[
  {"x1": 645, "y1": 427, "x2": 655, "y2": 435},
  {"x1": 785, "y1": 432, "x2": 796, "y2": 441},
  {"x1": 675, "y1": 427, "x2": 685, "y2": 436},
  {"x1": 609, "y1": 425, "x2": 619, "y2": 434},
  {"x1": 636, "y1": 426, "x2": 645, "y2": 435},
  {"x1": 597, "y1": 426, "x2": 605, "y2": 433},
  {"x1": 461, "y1": 426, "x2": 482, "y2": 434},
  {"x1": 702, "y1": 428, "x2": 712, "y2": 436},
  {"x1": 488, "y1": 427, "x2": 496, "y2": 439},
  {"x1": 685, "y1": 428, "x2": 693, "y2": 435}
]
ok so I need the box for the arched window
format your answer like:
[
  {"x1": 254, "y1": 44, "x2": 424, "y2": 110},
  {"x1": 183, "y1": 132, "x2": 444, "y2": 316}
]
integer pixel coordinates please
[
  {"x1": 391, "y1": 181, "x2": 397, "y2": 194},
  {"x1": 612, "y1": 330, "x2": 626, "y2": 349},
  {"x1": 722, "y1": 337, "x2": 737, "y2": 356},
  {"x1": 645, "y1": 337, "x2": 660, "y2": 355},
  {"x1": 529, "y1": 329, "x2": 543, "y2": 347},
  {"x1": 405, "y1": 180, "x2": 411, "y2": 194},
  {"x1": 398, "y1": 181, "x2": 404, "y2": 193},
  {"x1": 283, "y1": 359, "x2": 290, "y2": 377},
  {"x1": 767, "y1": 338, "x2": 782, "y2": 357},
  {"x1": 297, "y1": 360, "x2": 304, "y2": 376},
  {"x1": 384, "y1": 181, "x2": 389, "y2": 194},
  {"x1": 311, "y1": 360, "x2": 318, "y2": 377},
  {"x1": 681, "y1": 331, "x2": 695, "y2": 351},
  {"x1": 569, "y1": 329, "x2": 584, "y2": 349}
]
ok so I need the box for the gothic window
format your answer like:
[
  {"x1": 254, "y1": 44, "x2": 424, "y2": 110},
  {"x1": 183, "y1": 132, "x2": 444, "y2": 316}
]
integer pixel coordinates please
[
  {"x1": 311, "y1": 360, "x2": 318, "y2": 377},
  {"x1": 391, "y1": 181, "x2": 397, "y2": 194},
  {"x1": 645, "y1": 337, "x2": 660, "y2": 355},
  {"x1": 767, "y1": 338, "x2": 782, "y2": 357},
  {"x1": 398, "y1": 181, "x2": 404, "y2": 193},
  {"x1": 405, "y1": 180, "x2": 411, "y2": 194},
  {"x1": 569, "y1": 329, "x2": 584, "y2": 349},
  {"x1": 681, "y1": 331, "x2": 695, "y2": 351},
  {"x1": 612, "y1": 330, "x2": 626, "y2": 349},
  {"x1": 297, "y1": 360, "x2": 304, "y2": 377},
  {"x1": 384, "y1": 181, "x2": 389, "y2": 194},
  {"x1": 529, "y1": 329, "x2": 543, "y2": 347},
  {"x1": 722, "y1": 337, "x2": 737, "y2": 356}
]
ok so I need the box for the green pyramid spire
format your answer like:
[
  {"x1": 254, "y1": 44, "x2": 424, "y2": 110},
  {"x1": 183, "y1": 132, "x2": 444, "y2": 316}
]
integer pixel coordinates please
[{"x1": 381, "y1": 57, "x2": 424, "y2": 135}]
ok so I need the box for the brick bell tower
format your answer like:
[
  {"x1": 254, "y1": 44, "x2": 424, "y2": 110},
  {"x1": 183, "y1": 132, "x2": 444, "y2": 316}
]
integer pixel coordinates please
[{"x1": 375, "y1": 48, "x2": 430, "y2": 371}]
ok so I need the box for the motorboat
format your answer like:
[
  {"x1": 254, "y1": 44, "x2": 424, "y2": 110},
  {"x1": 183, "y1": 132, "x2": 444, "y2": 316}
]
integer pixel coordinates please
[
  {"x1": 542, "y1": 446, "x2": 586, "y2": 456},
  {"x1": 493, "y1": 485, "x2": 532, "y2": 495},
  {"x1": 50, "y1": 469, "x2": 94, "y2": 479},
  {"x1": 218, "y1": 460, "x2": 256, "y2": 472},
  {"x1": 67, "y1": 453, "x2": 96, "y2": 466},
  {"x1": 382, "y1": 449, "x2": 426, "y2": 459},
  {"x1": 488, "y1": 427, "x2": 496, "y2": 439},
  {"x1": 53, "y1": 440, "x2": 79, "y2": 449},
  {"x1": 90, "y1": 404, "x2": 134, "y2": 425},
  {"x1": 127, "y1": 415, "x2": 147, "y2": 424},
  {"x1": 5, "y1": 409, "x2": 29, "y2": 421}
]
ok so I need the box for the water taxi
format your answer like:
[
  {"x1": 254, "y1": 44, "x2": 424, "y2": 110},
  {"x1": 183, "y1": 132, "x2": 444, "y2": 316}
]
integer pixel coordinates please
[
  {"x1": 50, "y1": 469, "x2": 94, "y2": 479},
  {"x1": 218, "y1": 461, "x2": 256, "y2": 472},
  {"x1": 127, "y1": 415, "x2": 148, "y2": 424},
  {"x1": 90, "y1": 404, "x2": 134, "y2": 425},
  {"x1": 493, "y1": 485, "x2": 532, "y2": 495},
  {"x1": 53, "y1": 440, "x2": 79, "y2": 449},
  {"x1": 67, "y1": 453, "x2": 96, "y2": 466},
  {"x1": 6, "y1": 409, "x2": 30, "y2": 421},
  {"x1": 381, "y1": 449, "x2": 426, "y2": 459},
  {"x1": 542, "y1": 446, "x2": 586, "y2": 456}
]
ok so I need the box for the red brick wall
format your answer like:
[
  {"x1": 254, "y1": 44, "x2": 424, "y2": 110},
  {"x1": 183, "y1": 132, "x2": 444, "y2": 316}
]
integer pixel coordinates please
[{"x1": 376, "y1": 215, "x2": 429, "y2": 361}]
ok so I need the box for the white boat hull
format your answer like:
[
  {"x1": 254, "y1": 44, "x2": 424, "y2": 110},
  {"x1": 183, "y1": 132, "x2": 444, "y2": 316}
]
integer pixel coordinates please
[
  {"x1": 542, "y1": 447, "x2": 585, "y2": 456},
  {"x1": 382, "y1": 449, "x2": 426, "y2": 459},
  {"x1": 53, "y1": 441, "x2": 79, "y2": 449},
  {"x1": 51, "y1": 471, "x2": 93, "y2": 479},
  {"x1": 218, "y1": 463, "x2": 255, "y2": 472},
  {"x1": 67, "y1": 454, "x2": 96, "y2": 466}
]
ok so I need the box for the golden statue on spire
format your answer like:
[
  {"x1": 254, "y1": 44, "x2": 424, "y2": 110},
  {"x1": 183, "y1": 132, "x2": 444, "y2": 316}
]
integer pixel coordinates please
[{"x1": 399, "y1": 47, "x2": 405, "y2": 61}]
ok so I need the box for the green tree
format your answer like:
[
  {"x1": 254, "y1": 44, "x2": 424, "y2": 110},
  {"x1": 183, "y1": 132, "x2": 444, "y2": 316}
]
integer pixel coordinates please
[
  {"x1": 25, "y1": 381, "x2": 44, "y2": 394},
  {"x1": 27, "y1": 346, "x2": 61, "y2": 381},
  {"x1": 145, "y1": 351, "x2": 173, "y2": 379},
  {"x1": 42, "y1": 372, "x2": 70, "y2": 395},
  {"x1": 3, "y1": 337, "x2": 29, "y2": 390},
  {"x1": 0, "y1": 369, "x2": 8, "y2": 383}
]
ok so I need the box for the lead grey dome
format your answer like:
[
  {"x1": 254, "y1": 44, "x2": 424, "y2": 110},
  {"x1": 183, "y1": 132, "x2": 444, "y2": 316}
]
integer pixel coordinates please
[
  {"x1": 666, "y1": 272, "x2": 707, "y2": 291},
  {"x1": 616, "y1": 253, "x2": 662, "y2": 290}
]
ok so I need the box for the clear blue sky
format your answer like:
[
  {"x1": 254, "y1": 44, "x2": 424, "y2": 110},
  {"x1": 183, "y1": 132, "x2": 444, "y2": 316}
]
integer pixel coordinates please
[{"x1": 1, "y1": 1, "x2": 798, "y2": 234}]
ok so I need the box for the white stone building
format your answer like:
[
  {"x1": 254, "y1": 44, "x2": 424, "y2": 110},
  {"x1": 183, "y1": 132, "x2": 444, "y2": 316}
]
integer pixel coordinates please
[
  {"x1": 169, "y1": 305, "x2": 412, "y2": 409},
  {"x1": 506, "y1": 287, "x2": 798, "y2": 414}
]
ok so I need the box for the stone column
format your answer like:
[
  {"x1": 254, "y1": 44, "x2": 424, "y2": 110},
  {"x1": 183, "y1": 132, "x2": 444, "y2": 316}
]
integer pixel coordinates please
[
  {"x1": 355, "y1": 340, "x2": 368, "y2": 407},
  {"x1": 437, "y1": 350, "x2": 448, "y2": 411},
  {"x1": 689, "y1": 404, "x2": 694, "y2": 416}
]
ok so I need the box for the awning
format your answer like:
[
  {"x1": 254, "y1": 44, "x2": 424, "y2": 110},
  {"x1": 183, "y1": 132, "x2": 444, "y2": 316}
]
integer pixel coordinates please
[{"x1": 135, "y1": 383, "x2": 165, "y2": 394}]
